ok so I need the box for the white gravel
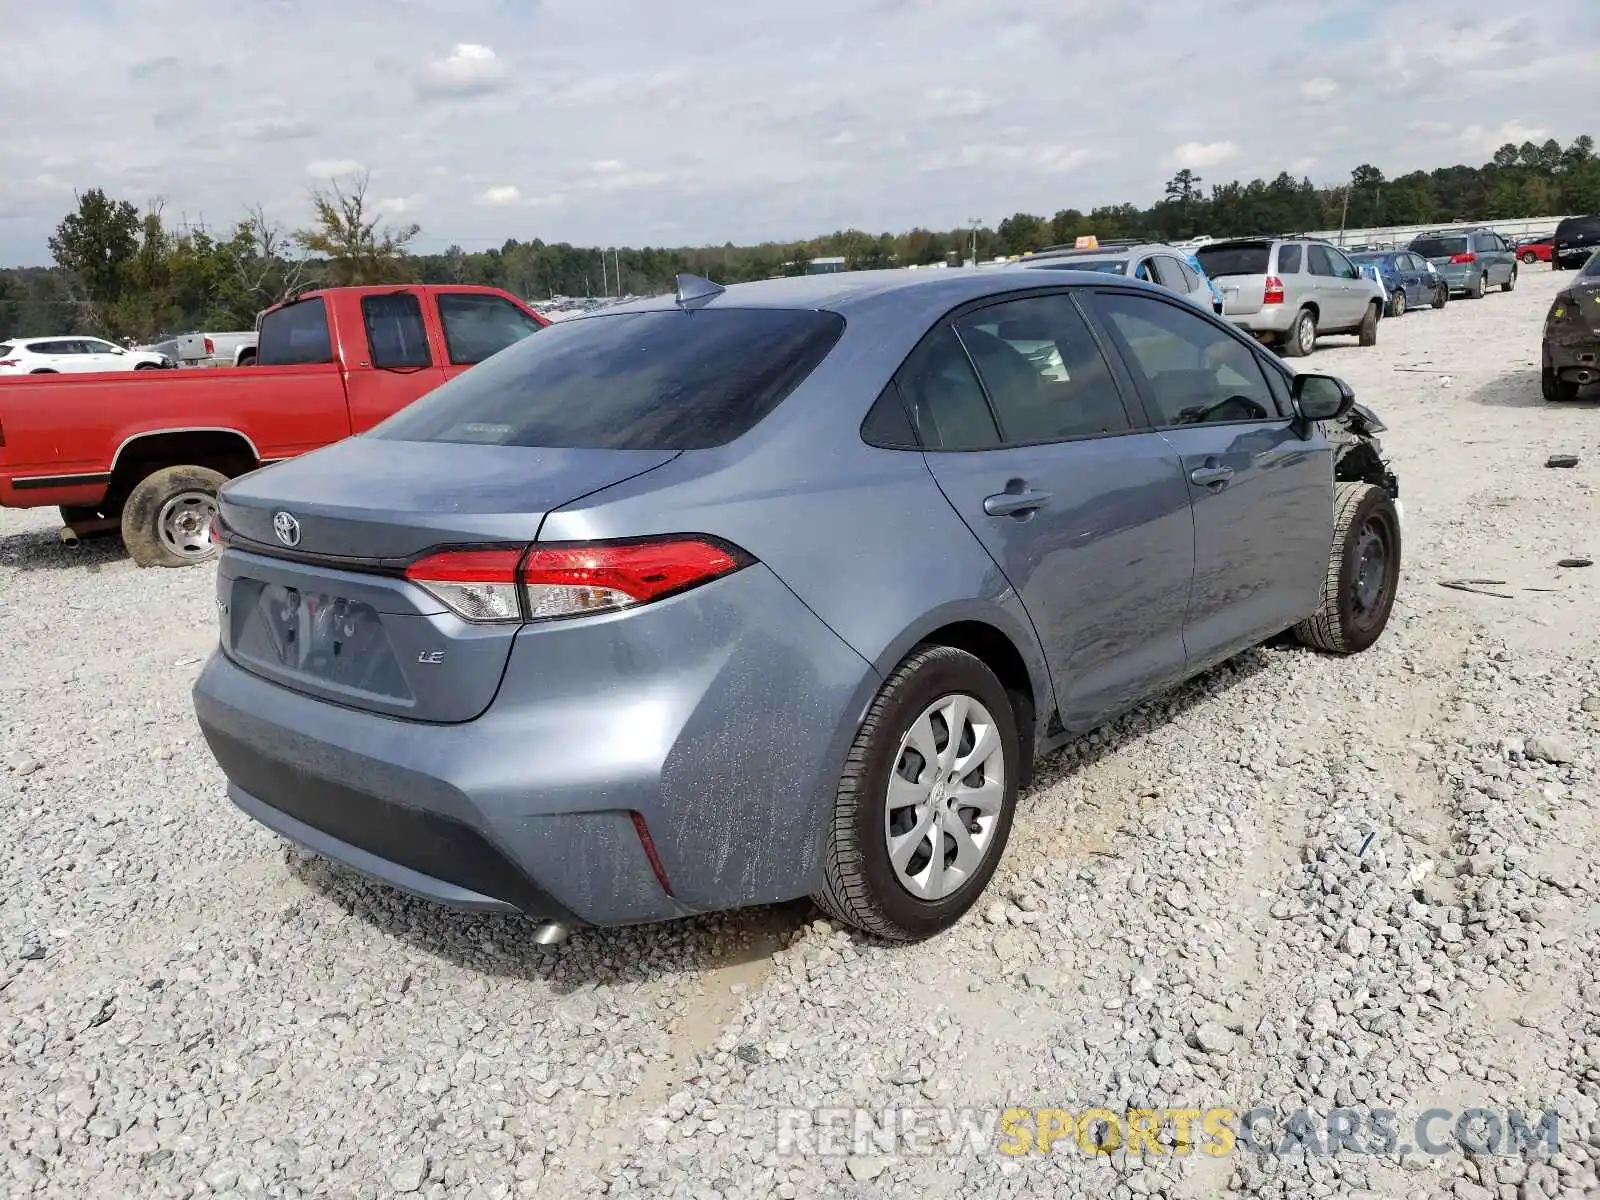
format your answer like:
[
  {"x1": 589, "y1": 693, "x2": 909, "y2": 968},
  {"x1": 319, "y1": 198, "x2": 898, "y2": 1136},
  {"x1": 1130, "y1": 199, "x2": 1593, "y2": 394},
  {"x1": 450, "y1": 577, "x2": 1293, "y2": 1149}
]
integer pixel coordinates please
[{"x1": 2, "y1": 266, "x2": 1597, "y2": 1199}]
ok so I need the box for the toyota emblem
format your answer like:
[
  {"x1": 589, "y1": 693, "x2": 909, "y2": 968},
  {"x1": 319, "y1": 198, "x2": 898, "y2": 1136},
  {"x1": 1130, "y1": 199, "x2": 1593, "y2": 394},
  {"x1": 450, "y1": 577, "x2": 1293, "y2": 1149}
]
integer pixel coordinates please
[{"x1": 272, "y1": 511, "x2": 301, "y2": 547}]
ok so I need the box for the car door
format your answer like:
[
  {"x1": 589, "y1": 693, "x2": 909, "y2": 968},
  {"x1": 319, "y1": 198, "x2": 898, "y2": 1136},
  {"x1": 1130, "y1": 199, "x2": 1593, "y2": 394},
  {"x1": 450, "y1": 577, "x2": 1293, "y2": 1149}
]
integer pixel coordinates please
[
  {"x1": 1304, "y1": 244, "x2": 1354, "y2": 328},
  {"x1": 1395, "y1": 254, "x2": 1425, "y2": 306},
  {"x1": 1326, "y1": 247, "x2": 1373, "y2": 325},
  {"x1": 1082, "y1": 289, "x2": 1332, "y2": 670},
  {"x1": 79, "y1": 338, "x2": 127, "y2": 371},
  {"x1": 341, "y1": 292, "x2": 448, "y2": 433},
  {"x1": 902, "y1": 291, "x2": 1196, "y2": 732},
  {"x1": 49, "y1": 341, "x2": 96, "y2": 373}
]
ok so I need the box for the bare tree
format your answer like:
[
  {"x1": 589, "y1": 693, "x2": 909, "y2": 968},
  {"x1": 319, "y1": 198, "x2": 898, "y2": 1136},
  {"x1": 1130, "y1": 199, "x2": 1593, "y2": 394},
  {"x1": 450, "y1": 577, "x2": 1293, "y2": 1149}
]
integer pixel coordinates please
[
  {"x1": 230, "y1": 203, "x2": 310, "y2": 310},
  {"x1": 294, "y1": 170, "x2": 420, "y2": 285}
]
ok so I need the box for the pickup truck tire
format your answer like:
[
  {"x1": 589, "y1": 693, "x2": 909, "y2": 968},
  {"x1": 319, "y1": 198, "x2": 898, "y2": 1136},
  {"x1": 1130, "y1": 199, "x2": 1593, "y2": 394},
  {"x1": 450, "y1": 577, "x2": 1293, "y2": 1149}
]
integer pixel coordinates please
[
  {"x1": 1357, "y1": 302, "x2": 1379, "y2": 347},
  {"x1": 121, "y1": 465, "x2": 228, "y2": 568},
  {"x1": 1294, "y1": 482, "x2": 1401, "y2": 655}
]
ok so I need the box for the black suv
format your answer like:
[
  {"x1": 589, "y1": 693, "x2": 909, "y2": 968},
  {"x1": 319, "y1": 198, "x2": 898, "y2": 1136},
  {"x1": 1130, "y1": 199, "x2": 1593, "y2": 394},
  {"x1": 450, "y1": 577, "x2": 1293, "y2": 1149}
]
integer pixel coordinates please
[{"x1": 1552, "y1": 215, "x2": 1600, "y2": 271}]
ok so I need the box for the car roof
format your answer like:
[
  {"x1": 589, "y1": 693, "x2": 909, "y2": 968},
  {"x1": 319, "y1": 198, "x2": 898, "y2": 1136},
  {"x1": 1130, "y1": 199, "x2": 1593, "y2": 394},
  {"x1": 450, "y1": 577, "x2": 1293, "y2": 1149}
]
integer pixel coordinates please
[{"x1": 596, "y1": 265, "x2": 1150, "y2": 320}]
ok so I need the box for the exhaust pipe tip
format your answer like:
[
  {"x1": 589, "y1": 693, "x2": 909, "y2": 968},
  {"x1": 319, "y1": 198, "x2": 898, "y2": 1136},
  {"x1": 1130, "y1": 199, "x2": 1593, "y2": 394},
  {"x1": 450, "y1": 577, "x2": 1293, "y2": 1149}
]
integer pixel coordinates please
[
  {"x1": 59, "y1": 527, "x2": 81, "y2": 548},
  {"x1": 531, "y1": 920, "x2": 569, "y2": 946}
]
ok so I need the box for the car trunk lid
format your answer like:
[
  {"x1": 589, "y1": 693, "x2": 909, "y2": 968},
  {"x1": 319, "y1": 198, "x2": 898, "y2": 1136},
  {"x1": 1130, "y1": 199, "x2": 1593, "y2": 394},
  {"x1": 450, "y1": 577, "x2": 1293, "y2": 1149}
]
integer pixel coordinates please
[
  {"x1": 1195, "y1": 243, "x2": 1272, "y2": 315},
  {"x1": 215, "y1": 436, "x2": 679, "y2": 722}
]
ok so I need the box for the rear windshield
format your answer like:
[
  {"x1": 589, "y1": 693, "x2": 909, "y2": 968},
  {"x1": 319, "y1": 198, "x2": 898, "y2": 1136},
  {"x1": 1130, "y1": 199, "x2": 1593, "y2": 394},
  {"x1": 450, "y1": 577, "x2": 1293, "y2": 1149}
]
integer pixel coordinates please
[
  {"x1": 1411, "y1": 235, "x2": 1468, "y2": 258},
  {"x1": 371, "y1": 308, "x2": 846, "y2": 451},
  {"x1": 1194, "y1": 243, "x2": 1271, "y2": 277},
  {"x1": 1031, "y1": 258, "x2": 1126, "y2": 274}
]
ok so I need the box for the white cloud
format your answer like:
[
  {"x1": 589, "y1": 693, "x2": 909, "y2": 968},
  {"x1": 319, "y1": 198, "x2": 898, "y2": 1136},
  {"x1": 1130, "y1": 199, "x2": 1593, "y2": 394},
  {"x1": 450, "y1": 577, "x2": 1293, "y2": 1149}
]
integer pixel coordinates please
[
  {"x1": 1456, "y1": 120, "x2": 1550, "y2": 153},
  {"x1": 0, "y1": 0, "x2": 1588, "y2": 263},
  {"x1": 305, "y1": 158, "x2": 364, "y2": 178},
  {"x1": 418, "y1": 44, "x2": 508, "y2": 98},
  {"x1": 1170, "y1": 141, "x2": 1242, "y2": 169},
  {"x1": 477, "y1": 185, "x2": 523, "y2": 206},
  {"x1": 375, "y1": 196, "x2": 419, "y2": 216}
]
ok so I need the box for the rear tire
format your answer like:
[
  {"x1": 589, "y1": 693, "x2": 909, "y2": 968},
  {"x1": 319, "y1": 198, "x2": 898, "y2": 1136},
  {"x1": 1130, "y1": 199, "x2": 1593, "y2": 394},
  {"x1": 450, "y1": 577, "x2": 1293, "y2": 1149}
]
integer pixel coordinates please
[
  {"x1": 1432, "y1": 284, "x2": 1448, "y2": 310},
  {"x1": 1294, "y1": 483, "x2": 1401, "y2": 655},
  {"x1": 1521, "y1": 251, "x2": 1537, "y2": 265},
  {"x1": 1467, "y1": 273, "x2": 1486, "y2": 299},
  {"x1": 29, "y1": 368, "x2": 57, "y2": 374},
  {"x1": 120, "y1": 465, "x2": 228, "y2": 568},
  {"x1": 1283, "y1": 308, "x2": 1316, "y2": 357},
  {"x1": 1502, "y1": 268, "x2": 1516, "y2": 293},
  {"x1": 813, "y1": 646, "x2": 1020, "y2": 942},
  {"x1": 1357, "y1": 302, "x2": 1379, "y2": 347},
  {"x1": 134, "y1": 362, "x2": 160, "y2": 370},
  {"x1": 1543, "y1": 364, "x2": 1582, "y2": 402}
]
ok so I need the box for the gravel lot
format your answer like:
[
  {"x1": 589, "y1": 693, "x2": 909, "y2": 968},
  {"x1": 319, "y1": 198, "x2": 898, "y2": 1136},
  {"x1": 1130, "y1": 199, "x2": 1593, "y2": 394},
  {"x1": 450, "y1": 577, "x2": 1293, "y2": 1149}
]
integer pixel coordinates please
[{"x1": 2, "y1": 266, "x2": 1598, "y2": 1200}]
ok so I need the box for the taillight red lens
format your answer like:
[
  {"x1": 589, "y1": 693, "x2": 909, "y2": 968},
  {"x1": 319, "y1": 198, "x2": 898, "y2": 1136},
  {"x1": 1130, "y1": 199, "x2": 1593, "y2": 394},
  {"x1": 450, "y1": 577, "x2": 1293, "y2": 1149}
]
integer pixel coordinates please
[
  {"x1": 404, "y1": 538, "x2": 747, "y2": 624},
  {"x1": 1450, "y1": 251, "x2": 1476, "y2": 264},
  {"x1": 1263, "y1": 275, "x2": 1285, "y2": 304},
  {"x1": 406, "y1": 548, "x2": 525, "y2": 622},
  {"x1": 204, "y1": 336, "x2": 215, "y2": 356},
  {"x1": 521, "y1": 538, "x2": 744, "y2": 620}
]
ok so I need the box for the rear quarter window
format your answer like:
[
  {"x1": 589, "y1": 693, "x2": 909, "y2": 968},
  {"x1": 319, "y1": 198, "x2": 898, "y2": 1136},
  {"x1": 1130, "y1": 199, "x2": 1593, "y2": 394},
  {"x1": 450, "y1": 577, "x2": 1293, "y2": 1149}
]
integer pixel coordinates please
[
  {"x1": 256, "y1": 298, "x2": 334, "y2": 366},
  {"x1": 371, "y1": 308, "x2": 846, "y2": 451},
  {"x1": 1195, "y1": 244, "x2": 1271, "y2": 277},
  {"x1": 0, "y1": 344, "x2": 12, "y2": 357}
]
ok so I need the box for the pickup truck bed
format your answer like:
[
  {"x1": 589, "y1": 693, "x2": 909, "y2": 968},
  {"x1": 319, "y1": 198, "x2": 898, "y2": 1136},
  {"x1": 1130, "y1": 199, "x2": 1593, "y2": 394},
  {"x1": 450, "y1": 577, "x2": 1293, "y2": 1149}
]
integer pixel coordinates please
[{"x1": 0, "y1": 284, "x2": 547, "y2": 566}]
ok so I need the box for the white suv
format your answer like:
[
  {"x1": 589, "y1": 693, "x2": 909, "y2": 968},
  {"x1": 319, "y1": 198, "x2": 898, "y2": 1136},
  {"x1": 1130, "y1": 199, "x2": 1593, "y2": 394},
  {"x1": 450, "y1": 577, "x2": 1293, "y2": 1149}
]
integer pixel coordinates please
[{"x1": 0, "y1": 337, "x2": 172, "y2": 375}]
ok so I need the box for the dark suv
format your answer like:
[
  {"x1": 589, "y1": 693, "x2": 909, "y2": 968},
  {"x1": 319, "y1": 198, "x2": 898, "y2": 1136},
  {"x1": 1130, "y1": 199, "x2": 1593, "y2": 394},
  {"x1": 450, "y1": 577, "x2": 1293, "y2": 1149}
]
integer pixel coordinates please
[{"x1": 1552, "y1": 215, "x2": 1600, "y2": 271}]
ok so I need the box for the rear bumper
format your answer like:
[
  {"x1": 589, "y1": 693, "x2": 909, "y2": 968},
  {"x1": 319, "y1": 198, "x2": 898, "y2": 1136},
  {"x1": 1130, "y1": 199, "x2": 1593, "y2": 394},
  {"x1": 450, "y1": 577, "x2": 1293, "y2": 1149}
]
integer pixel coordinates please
[
  {"x1": 193, "y1": 563, "x2": 880, "y2": 927},
  {"x1": 1545, "y1": 331, "x2": 1600, "y2": 376},
  {"x1": 1433, "y1": 264, "x2": 1480, "y2": 290},
  {"x1": 1224, "y1": 305, "x2": 1297, "y2": 335}
]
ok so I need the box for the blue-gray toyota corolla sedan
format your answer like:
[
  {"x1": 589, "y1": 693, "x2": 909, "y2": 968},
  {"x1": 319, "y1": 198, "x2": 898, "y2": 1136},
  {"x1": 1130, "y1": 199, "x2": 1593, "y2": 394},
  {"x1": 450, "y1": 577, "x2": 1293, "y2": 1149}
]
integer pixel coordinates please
[{"x1": 193, "y1": 267, "x2": 1402, "y2": 942}]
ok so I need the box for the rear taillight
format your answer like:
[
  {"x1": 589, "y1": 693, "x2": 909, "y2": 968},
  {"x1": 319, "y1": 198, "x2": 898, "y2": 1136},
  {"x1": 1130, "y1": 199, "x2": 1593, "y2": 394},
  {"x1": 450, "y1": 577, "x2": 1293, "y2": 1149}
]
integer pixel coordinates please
[
  {"x1": 404, "y1": 538, "x2": 747, "y2": 624},
  {"x1": 204, "y1": 336, "x2": 215, "y2": 356},
  {"x1": 1263, "y1": 275, "x2": 1285, "y2": 304},
  {"x1": 1450, "y1": 251, "x2": 1476, "y2": 264},
  {"x1": 405, "y1": 548, "x2": 525, "y2": 622}
]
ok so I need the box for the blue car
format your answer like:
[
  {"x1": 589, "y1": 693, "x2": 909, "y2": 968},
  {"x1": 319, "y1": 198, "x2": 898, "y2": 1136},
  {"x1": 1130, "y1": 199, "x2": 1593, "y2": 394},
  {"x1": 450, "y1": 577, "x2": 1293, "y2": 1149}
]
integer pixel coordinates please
[
  {"x1": 194, "y1": 268, "x2": 1401, "y2": 942},
  {"x1": 1348, "y1": 250, "x2": 1447, "y2": 316},
  {"x1": 1186, "y1": 253, "x2": 1226, "y2": 315}
]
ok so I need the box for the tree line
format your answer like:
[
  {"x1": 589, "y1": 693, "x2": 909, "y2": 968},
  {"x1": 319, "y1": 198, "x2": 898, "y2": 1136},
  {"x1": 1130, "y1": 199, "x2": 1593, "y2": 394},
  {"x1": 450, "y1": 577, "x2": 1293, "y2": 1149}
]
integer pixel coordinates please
[{"x1": 2, "y1": 135, "x2": 1596, "y2": 341}]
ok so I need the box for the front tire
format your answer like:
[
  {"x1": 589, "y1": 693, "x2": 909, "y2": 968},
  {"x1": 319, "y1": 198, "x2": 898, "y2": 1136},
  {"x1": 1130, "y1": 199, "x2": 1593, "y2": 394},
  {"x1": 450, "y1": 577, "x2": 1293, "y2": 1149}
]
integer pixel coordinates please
[
  {"x1": 1357, "y1": 302, "x2": 1379, "y2": 347},
  {"x1": 1388, "y1": 290, "x2": 1407, "y2": 317},
  {"x1": 814, "y1": 646, "x2": 1020, "y2": 941},
  {"x1": 1522, "y1": 251, "x2": 1537, "y2": 265},
  {"x1": 1283, "y1": 308, "x2": 1317, "y2": 357},
  {"x1": 120, "y1": 465, "x2": 227, "y2": 568},
  {"x1": 1294, "y1": 483, "x2": 1401, "y2": 655}
]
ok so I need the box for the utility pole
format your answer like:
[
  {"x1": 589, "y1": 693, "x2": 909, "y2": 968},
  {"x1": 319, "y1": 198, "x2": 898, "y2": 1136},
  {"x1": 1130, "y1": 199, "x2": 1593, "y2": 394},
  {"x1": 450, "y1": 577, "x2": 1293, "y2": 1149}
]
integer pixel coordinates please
[
  {"x1": 1338, "y1": 187, "x2": 1351, "y2": 246},
  {"x1": 599, "y1": 250, "x2": 608, "y2": 299},
  {"x1": 967, "y1": 218, "x2": 982, "y2": 268}
]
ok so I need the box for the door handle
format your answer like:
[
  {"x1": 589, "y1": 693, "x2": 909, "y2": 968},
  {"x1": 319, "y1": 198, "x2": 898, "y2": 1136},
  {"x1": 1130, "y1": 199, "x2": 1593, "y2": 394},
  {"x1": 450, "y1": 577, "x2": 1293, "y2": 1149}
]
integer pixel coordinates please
[
  {"x1": 1190, "y1": 463, "x2": 1234, "y2": 487},
  {"x1": 983, "y1": 489, "x2": 1052, "y2": 517}
]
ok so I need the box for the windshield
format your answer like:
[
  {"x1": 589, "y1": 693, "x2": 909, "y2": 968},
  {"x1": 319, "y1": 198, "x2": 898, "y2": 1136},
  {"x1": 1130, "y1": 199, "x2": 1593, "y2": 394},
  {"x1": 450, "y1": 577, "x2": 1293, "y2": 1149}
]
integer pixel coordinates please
[
  {"x1": 1412, "y1": 236, "x2": 1468, "y2": 258},
  {"x1": 371, "y1": 308, "x2": 846, "y2": 451},
  {"x1": 1195, "y1": 243, "x2": 1272, "y2": 277}
]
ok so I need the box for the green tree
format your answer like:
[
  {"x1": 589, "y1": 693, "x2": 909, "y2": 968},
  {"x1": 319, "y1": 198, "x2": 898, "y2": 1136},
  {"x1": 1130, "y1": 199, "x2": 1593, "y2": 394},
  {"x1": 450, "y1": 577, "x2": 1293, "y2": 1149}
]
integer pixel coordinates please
[
  {"x1": 48, "y1": 188, "x2": 143, "y2": 326},
  {"x1": 294, "y1": 171, "x2": 419, "y2": 286}
]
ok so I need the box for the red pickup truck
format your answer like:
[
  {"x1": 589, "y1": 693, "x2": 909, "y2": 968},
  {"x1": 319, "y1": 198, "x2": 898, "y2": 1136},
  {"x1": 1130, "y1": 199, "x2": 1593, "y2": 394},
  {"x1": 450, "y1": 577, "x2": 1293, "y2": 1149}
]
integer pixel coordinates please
[{"x1": 0, "y1": 284, "x2": 547, "y2": 566}]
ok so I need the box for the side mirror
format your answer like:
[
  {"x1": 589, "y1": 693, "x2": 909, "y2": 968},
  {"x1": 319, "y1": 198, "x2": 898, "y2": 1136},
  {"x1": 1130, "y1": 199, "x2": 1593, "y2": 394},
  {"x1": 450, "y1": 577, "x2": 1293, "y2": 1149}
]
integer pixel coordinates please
[{"x1": 1291, "y1": 372, "x2": 1355, "y2": 432}]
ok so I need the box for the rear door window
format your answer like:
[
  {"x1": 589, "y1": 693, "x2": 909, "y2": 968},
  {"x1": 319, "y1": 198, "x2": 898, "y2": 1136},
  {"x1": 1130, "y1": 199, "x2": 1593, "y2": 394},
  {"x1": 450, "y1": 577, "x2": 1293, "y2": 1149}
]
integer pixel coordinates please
[
  {"x1": 1307, "y1": 245, "x2": 1337, "y2": 277},
  {"x1": 954, "y1": 294, "x2": 1133, "y2": 444},
  {"x1": 1151, "y1": 256, "x2": 1189, "y2": 293},
  {"x1": 894, "y1": 325, "x2": 1001, "y2": 451},
  {"x1": 257, "y1": 298, "x2": 334, "y2": 366},
  {"x1": 1195, "y1": 243, "x2": 1271, "y2": 277},
  {"x1": 438, "y1": 293, "x2": 544, "y2": 365},
  {"x1": 1275, "y1": 244, "x2": 1303, "y2": 274},
  {"x1": 361, "y1": 293, "x2": 431, "y2": 368},
  {"x1": 371, "y1": 308, "x2": 845, "y2": 451}
]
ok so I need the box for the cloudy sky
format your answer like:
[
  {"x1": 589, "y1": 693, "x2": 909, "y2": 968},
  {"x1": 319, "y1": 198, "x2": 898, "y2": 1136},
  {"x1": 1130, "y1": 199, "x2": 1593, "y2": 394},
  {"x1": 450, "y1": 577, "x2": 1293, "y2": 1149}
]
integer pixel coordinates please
[{"x1": 0, "y1": 0, "x2": 1592, "y2": 265}]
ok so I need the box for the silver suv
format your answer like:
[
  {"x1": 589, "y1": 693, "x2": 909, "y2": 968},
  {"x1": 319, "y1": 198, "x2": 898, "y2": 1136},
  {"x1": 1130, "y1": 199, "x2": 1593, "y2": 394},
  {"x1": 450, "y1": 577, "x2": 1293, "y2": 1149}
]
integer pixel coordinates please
[
  {"x1": 1017, "y1": 241, "x2": 1223, "y2": 314},
  {"x1": 1195, "y1": 238, "x2": 1388, "y2": 357}
]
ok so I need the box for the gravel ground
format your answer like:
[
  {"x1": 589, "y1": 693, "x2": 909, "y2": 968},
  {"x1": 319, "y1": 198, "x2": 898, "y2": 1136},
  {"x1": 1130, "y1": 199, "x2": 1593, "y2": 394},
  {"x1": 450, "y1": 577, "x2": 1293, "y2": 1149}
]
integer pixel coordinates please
[{"x1": 2, "y1": 265, "x2": 1598, "y2": 1199}]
